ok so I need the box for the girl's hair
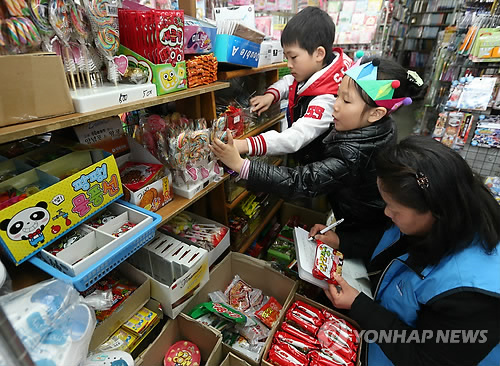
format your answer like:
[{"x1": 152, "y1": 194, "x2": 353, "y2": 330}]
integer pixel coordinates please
[
  {"x1": 348, "y1": 57, "x2": 426, "y2": 119},
  {"x1": 376, "y1": 136, "x2": 500, "y2": 266}
]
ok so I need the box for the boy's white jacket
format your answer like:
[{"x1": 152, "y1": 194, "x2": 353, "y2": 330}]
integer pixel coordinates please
[{"x1": 247, "y1": 48, "x2": 352, "y2": 156}]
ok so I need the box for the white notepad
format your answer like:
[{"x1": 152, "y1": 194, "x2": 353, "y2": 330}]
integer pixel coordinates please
[{"x1": 293, "y1": 227, "x2": 373, "y2": 298}]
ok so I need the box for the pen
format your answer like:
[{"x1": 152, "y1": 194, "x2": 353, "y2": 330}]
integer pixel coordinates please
[{"x1": 308, "y1": 218, "x2": 345, "y2": 241}]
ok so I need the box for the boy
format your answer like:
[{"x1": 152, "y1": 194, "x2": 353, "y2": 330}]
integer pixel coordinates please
[{"x1": 234, "y1": 6, "x2": 352, "y2": 162}]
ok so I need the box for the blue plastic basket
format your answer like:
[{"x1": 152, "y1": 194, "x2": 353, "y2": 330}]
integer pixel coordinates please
[{"x1": 29, "y1": 200, "x2": 162, "y2": 291}]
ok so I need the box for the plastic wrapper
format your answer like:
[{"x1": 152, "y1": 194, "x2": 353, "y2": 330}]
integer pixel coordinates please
[
  {"x1": 285, "y1": 308, "x2": 319, "y2": 335},
  {"x1": 80, "y1": 289, "x2": 114, "y2": 310},
  {"x1": 230, "y1": 335, "x2": 264, "y2": 363},
  {"x1": 235, "y1": 317, "x2": 270, "y2": 345},
  {"x1": 224, "y1": 274, "x2": 265, "y2": 313},
  {"x1": 0, "y1": 279, "x2": 96, "y2": 366},
  {"x1": 317, "y1": 321, "x2": 357, "y2": 362},
  {"x1": 309, "y1": 349, "x2": 353, "y2": 366},
  {"x1": 268, "y1": 342, "x2": 308, "y2": 366},
  {"x1": 274, "y1": 331, "x2": 319, "y2": 354},
  {"x1": 255, "y1": 296, "x2": 282, "y2": 328}
]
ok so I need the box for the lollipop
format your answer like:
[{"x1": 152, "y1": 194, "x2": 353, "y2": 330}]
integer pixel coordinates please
[
  {"x1": 0, "y1": 21, "x2": 6, "y2": 47},
  {"x1": 5, "y1": 0, "x2": 24, "y2": 17},
  {"x1": 4, "y1": 19, "x2": 21, "y2": 47},
  {"x1": 29, "y1": 0, "x2": 54, "y2": 37},
  {"x1": 49, "y1": 0, "x2": 77, "y2": 90},
  {"x1": 68, "y1": 0, "x2": 93, "y2": 87},
  {"x1": 17, "y1": 17, "x2": 41, "y2": 46},
  {"x1": 11, "y1": 18, "x2": 27, "y2": 45},
  {"x1": 84, "y1": 0, "x2": 120, "y2": 85}
]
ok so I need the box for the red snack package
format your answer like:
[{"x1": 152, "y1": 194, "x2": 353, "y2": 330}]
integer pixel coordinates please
[
  {"x1": 120, "y1": 162, "x2": 163, "y2": 192},
  {"x1": 312, "y1": 243, "x2": 344, "y2": 284},
  {"x1": 268, "y1": 343, "x2": 308, "y2": 366},
  {"x1": 274, "y1": 331, "x2": 319, "y2": 354},
  {"x1": 309, "y1": 350, "x2": 353, "y2": 366},
  {"x1": 291, "y1": 301, "x2": 325, "y2": 325},
  {"x1": 317, "y1": 321, "x2": 357, "y2": 362},
  {"x1": 286, "y1": 308, "x2": 319, "y2": 335},
  {"x1": 255, "y1": 297, "x2": 282, "y2": 328},
  {"x1": 281, "y1": 322, "x2": 320, "y2": 346},
  {"x1": 322, "y1": 310, "x2": 357, "y2": 335},
  {"x1": 164, "y1": 340, "x2": 201, "y2": 366},
  {"x1": 289, "y1": 307, "x2": 324, "y2": 327},
  {"x1": 155, "y1": 9, "x2": 184, "y2": 65}
]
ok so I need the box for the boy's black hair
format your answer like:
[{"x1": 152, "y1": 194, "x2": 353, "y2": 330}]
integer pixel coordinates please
[
  {"x1": 376, "y1": 136, "x2": 500, "y2": 267},
  {"x1": 281, "y1": 7, "x2": 336, "y2": 65}
]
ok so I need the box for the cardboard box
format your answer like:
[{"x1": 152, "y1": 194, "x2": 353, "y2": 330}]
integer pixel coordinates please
[
  {"x1": 279, "y1": 202, "x2": 328, "y2": 228},
  {"x1": 128, "y1": 249, "x2": 210, "y2": 319},
  {"x1": 163, "y1": 212, "x2": 230, "y2": 266},
  {"x1": 116, "y1": 137, "x2": 174, "y2": 212},
  {"x1": 0, "y1": 149, "x2": 122, "y2": 265},
  {"x1": 0, "y1": 53, "x2": 74, "y2": 127},
  {"x1": 119, "y1": 46, "x2": 187, "y2": 96},
  {"x1": 220, "y1": 352, "x2": 252, "y2": 366},
  {"x1": 182, "y1": 252, "x2": 298, "y2": 365},
  {"x1": 214, "y1": 35, "x2": 261, "y2": 67},
  {"x1": 261, "y1": 293, "x2": 362, "y2": 366},
  {"x1": 136, "y1": 313, "x2": 222, "y2": 366},
  {"x1": 89, "y1": 262, "x2": 151, "y2": 351}
]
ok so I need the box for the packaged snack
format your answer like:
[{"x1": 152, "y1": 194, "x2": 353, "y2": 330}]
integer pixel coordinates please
[
  {"x1": 236, "y1": 317, "x2": 270, "y2": 345},
  {"x1": 317, "y1": 321, "x2": 357, "y2": 362},
  {"x1": 255, "y1": 296, "x2": 282, "y2": 328},
  {"x1": 122, "y1": 307, "x2": 159, "y2": 336},
  {"x1": 87, "y1": 209, "x2": 116, "y2": 228},
  {"x1": 224, "y1": 275, "x2": 263, "y2": 312},
  {"x1": 274, "y1": 331, "x2": 319, "y2": 353},
  {"x1": 285, "y1": 308, "x2": 319, "y2": 335},
  {"x1": 195, "y1": 313, "x2": 232, "y2": 332},
  {"x1": 309, "y1": 349, "x2": 353, "y2": 366},
  {"x1": 189, "y1": 302, "x2": 247, "y2": 324},
  {"x1": 97, "y1": 328, "x2": 138, "y2": 352},
  {"x1": 111, "y1": 222, "x2": 136, "y2": 237},
  {"x1": 268, "y1": 342, "x2": 309, "y2": 366},
  {"x1": 231, "y1": 336, "x2": 264, "y2": 363},
  {"x1": 46, "y1": 228, "x2": 89, "y2": 255},
  {"x1": 280, "y1": 322, "x2": 320, "y2": 347},
  {"x1": 164, "y1": 340, "x2": 201, "y2": 366},
  {"x1": 120, "y1": 162, "x2": 163, "y2": 192},
  {"x1": 322, "y1": 310, "x2": 357, "y2": 335},
  {"x1": 291, "y1": 301, "x2": 325, "y2": 325},
  {"x1": 312, "y1": 243, "x2": 344, "y2": 285}
]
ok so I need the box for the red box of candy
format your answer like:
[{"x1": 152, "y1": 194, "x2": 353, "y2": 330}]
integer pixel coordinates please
[{"x1": 262, "y1": 294, "x2": 362, "y2": 366}]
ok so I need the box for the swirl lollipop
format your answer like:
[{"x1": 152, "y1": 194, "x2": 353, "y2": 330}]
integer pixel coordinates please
[
  {"x1": 68, "y1": 0, "x2": 93, "y2": 87},
  {"x1": 84, "y1": 0, "x2": 120, "y2": 85},
  {"x1": 49, "y1": 0, "x2": 77, "y2": 90}
]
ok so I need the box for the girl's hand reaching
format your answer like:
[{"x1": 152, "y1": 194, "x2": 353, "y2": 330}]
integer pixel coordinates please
[{"x1": 210, "y1": 129, "x2": 245, "y2": 173}]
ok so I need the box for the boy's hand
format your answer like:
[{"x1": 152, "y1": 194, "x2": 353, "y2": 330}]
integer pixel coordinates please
[
  {"x1": 324, "y1": 274, "x2": 360, "y2": 310},
  {"x1": 309, "y1": 224, "x2": 340, "y2": 249},
  {"x1": 250, "y1": 94, "x2": 274, "y2": 116},
  {"x1": 234, "y1": 139, "x2": 249, "y2": 154},
  {"x1": 210, "y1": 129, "x2": 245, "y2": 173}
]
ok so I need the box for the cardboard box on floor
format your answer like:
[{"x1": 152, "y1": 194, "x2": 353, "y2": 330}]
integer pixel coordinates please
[
  {"x1": 0, "y1": 53, "x2": 74, "y2": 127},
  {"x1": 279, "y1": 202, "x2": 328, "y2": 228},
  {"x1": 89, "y1": 262, "x2": 151, "y2": 351},
  {"x1": 261, "y1": 293, "x2": 363, "y2": 366},
  {"x1": 127, "y1": 249, "x2": 210, "y2": 318},
  {"x1": 182, "y1": 252, "x2": 298, "y2": 366},
  {"x1": 135, "y1": 313, "x2": 222, "y2": 366},
  {"x1": 220, "y1": 352, "x2": 252, "y2": 366}
]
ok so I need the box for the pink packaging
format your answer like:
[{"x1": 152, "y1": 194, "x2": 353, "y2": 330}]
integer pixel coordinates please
[{"x1": 184, "y1": 16, "x2": 217, "y2": 55}]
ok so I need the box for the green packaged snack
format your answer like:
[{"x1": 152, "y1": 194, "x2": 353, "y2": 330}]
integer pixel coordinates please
[{"x1": 188, "y1": 302, "x2": 247, "y2": 324}]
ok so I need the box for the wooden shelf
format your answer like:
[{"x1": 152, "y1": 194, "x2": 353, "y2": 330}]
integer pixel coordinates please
[
  {"x1": 225, "y1": 157, "x2": 283, "y2": 210},
  {"x1": 155, "y1": 174, "x2": 229, "y2": 227},
  {"x1": 218, "y1": 63, "x2": 288, "y2": 80},
  {"x1": 238, "y1": 199, "x2": 284, "y2": 253},
  {"x1": 0, "y1": 82, "x2": 230, "y2": 145},
  {"x1": 240, "y1": 113, "x2": 284, "y2": 140}
]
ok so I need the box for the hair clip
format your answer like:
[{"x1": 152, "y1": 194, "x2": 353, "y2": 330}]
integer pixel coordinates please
[
  {"x1": 407, "y1": 70, "x2": 424, "y2": 87},
  {"x1": 416, "y1": 171, "x2": 429, "y2": 189}
]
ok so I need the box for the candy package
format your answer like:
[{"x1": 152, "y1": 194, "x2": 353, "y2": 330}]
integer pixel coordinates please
[
  {"x1": 119, "y1": 162, "x2": 164, "y2": 192},
  {"x1": 312, "y1": 243, "x2": 344, "y2": 285}
]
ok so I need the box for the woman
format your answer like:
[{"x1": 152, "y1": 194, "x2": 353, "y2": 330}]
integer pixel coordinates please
[{"x1": 326, "y1": 136, "x2": 500, "y2": 366}]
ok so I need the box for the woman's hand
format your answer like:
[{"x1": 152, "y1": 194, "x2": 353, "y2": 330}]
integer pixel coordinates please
[
  {"x1": 324, "y1": 274, "x2": 360, "y2": 310},
  {"x1": 309, "y1": 224, "x2": 340, "y2": 249},
  {"x1": 210, "y1": 129, "x2": 244, "y2": 173}
]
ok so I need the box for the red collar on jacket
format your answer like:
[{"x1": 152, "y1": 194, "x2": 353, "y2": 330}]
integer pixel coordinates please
[{"x1": 288, "y1": 48, "x2": 352, "y2": 107}]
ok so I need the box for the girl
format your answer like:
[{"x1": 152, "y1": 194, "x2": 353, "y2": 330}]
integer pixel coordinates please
[
  {"x1": 327, "y1": 136, "x2": 500, "y2": 365},
  {"x1": 211, "y1": 58, "x2": 423, "y2": 264}
]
